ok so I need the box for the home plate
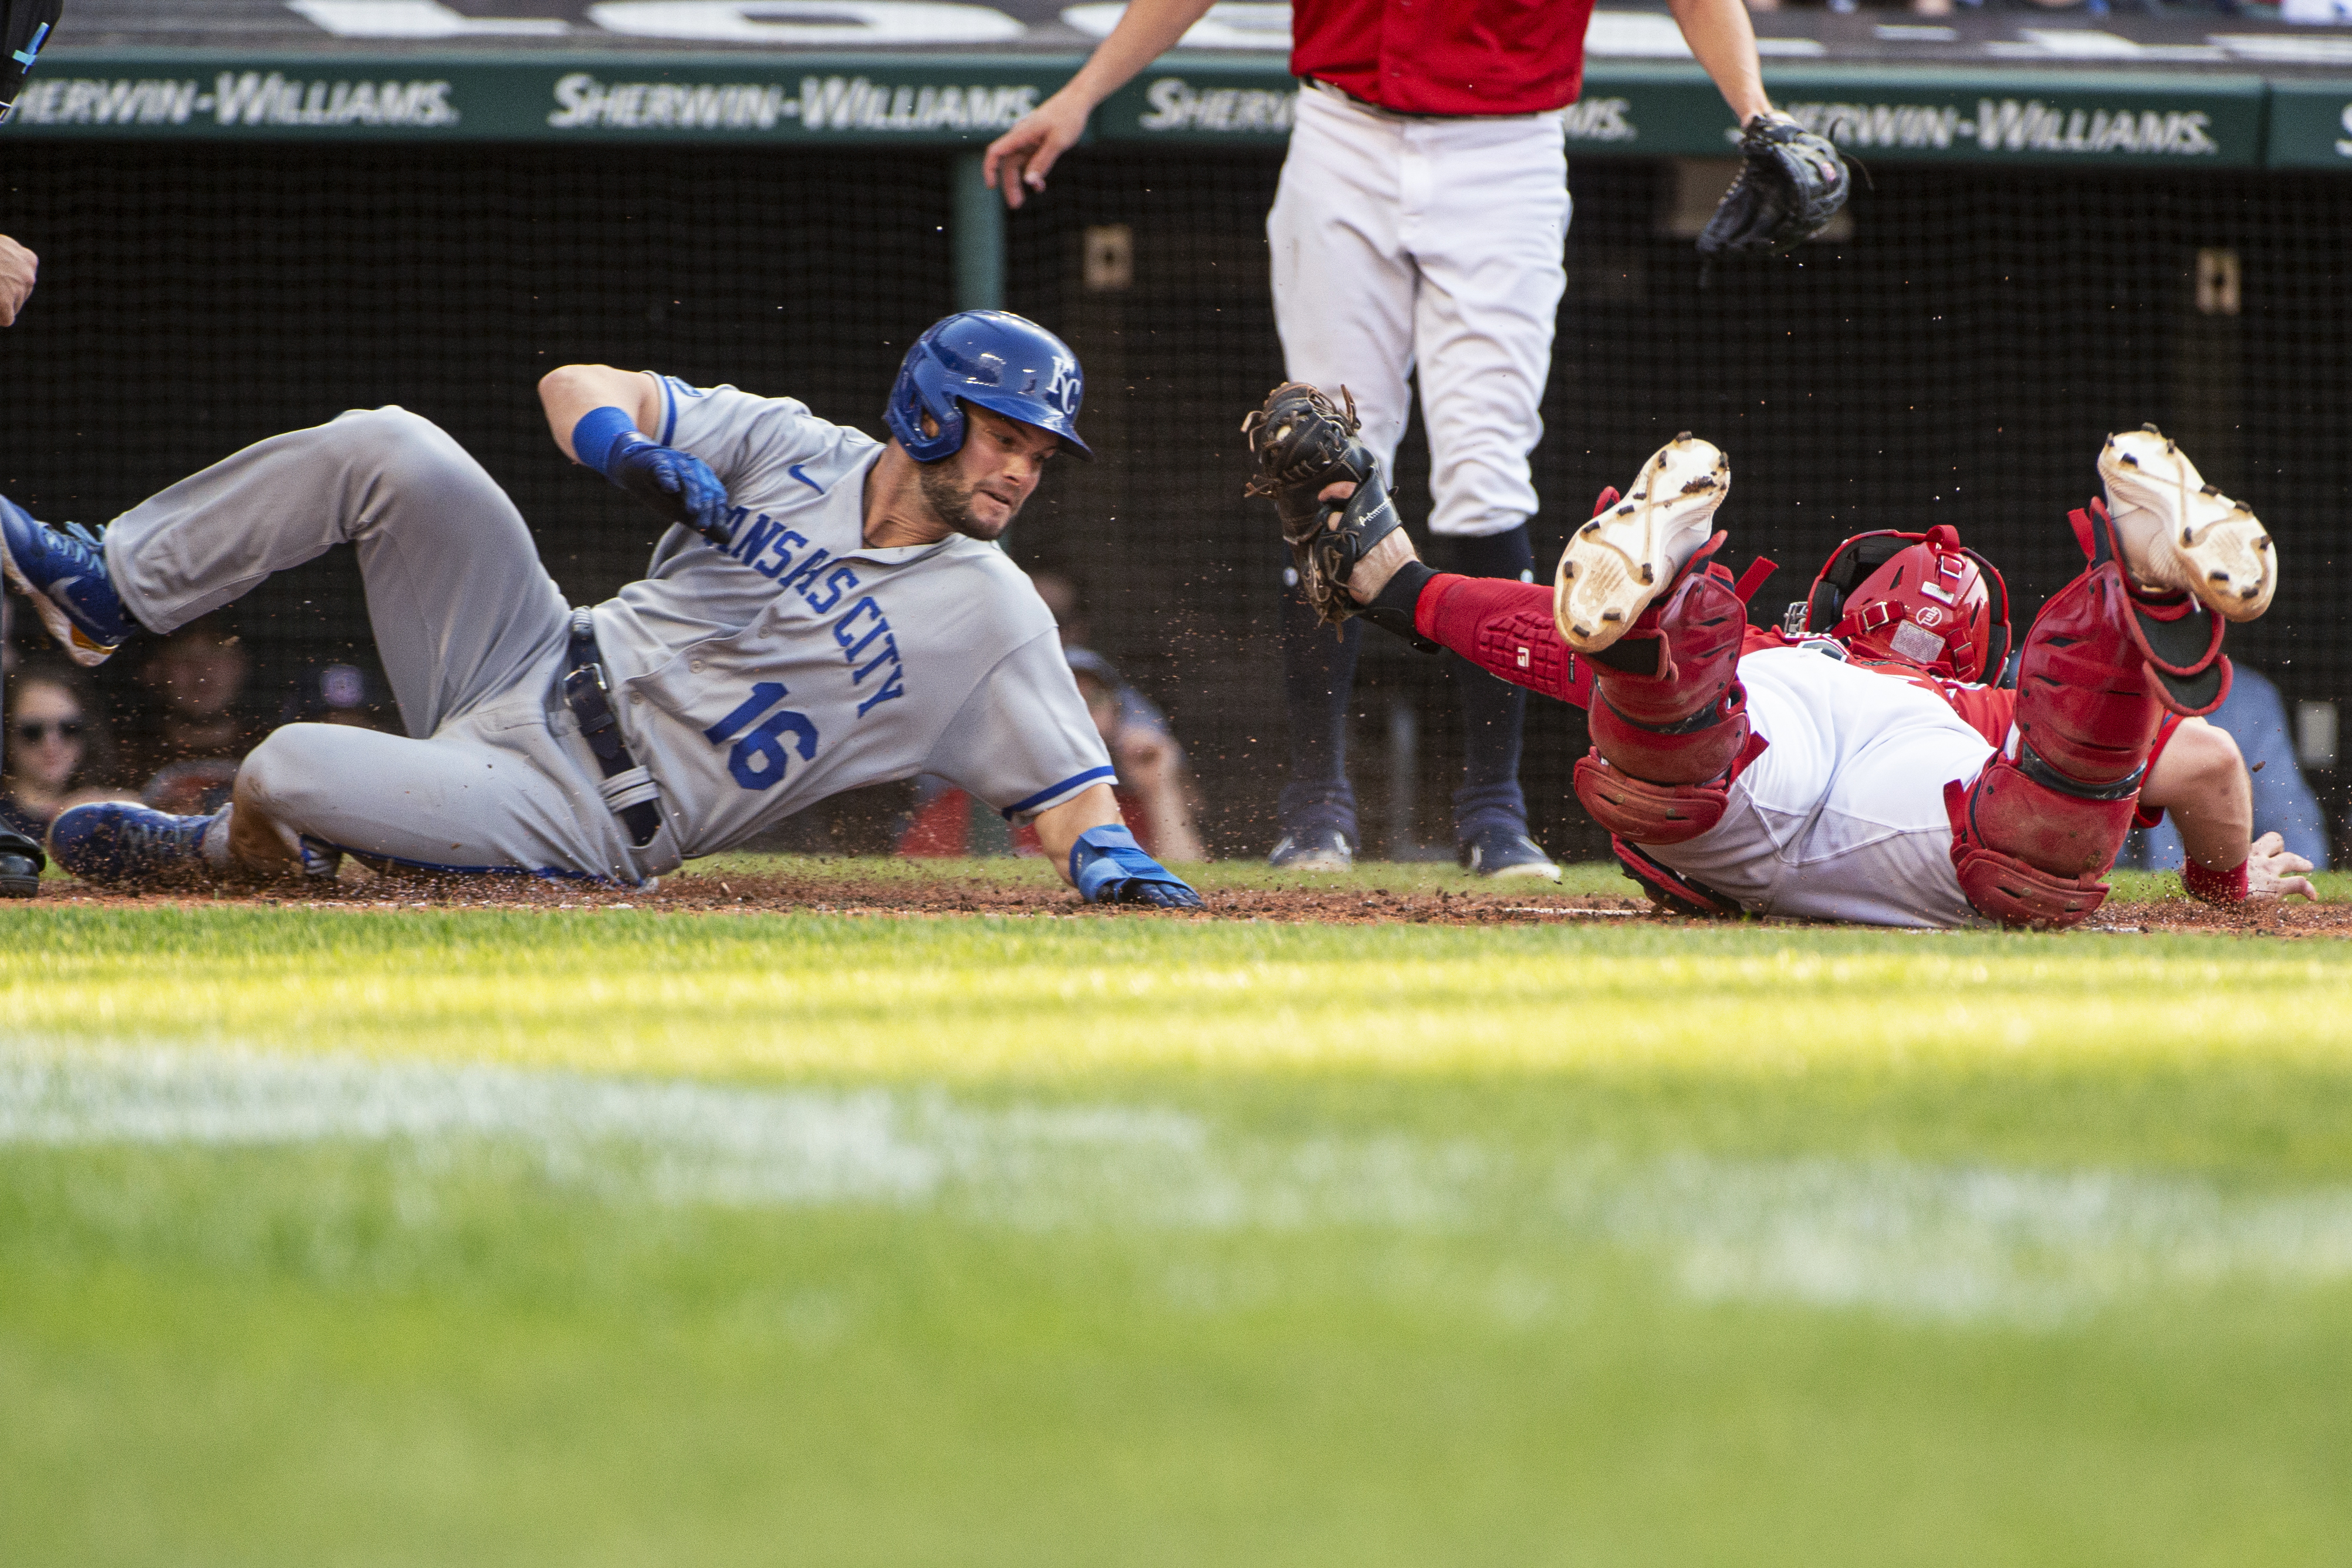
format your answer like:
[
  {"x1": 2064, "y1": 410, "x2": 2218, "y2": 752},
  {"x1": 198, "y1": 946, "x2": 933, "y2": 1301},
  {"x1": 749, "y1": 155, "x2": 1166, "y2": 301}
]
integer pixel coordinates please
[{"x1": 1505, "y1": 907, "x2": 1639, "y2": 916}]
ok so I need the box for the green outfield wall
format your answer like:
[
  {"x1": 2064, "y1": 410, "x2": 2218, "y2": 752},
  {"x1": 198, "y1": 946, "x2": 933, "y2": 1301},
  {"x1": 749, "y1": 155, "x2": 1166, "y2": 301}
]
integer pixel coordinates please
[{"x1": 5, "y1": 50, "x2": 2350, "y2": 171}]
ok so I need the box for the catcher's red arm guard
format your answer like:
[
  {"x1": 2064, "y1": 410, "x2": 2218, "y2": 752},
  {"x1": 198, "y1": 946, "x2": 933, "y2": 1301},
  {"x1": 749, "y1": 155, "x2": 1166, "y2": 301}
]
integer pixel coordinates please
[{"x1": 1408, "y1": 572, "x2": 1595, "y2": 707}]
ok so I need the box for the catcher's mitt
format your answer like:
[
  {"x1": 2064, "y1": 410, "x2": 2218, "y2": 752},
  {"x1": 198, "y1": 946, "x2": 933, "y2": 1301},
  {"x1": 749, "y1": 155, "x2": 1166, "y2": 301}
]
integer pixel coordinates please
[
  {"x1": 1242, "y1": 381, "x2": 1400, "y2": 627},
  {"x1": 1697, "y1": 112, "x2": 1849, "y2": 259}
]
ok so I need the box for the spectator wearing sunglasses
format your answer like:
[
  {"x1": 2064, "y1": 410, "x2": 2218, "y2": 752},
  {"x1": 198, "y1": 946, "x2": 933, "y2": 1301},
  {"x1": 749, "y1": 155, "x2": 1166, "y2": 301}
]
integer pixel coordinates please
[{"x1": 1, "y1": 657, "x2": 123, "y2": 840}]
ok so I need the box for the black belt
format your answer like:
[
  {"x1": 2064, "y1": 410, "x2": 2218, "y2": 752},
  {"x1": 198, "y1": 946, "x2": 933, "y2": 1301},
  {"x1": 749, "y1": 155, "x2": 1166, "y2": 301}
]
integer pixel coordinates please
[{"x1": 562, "y1": 611, "x2": 664, "y2": 850}]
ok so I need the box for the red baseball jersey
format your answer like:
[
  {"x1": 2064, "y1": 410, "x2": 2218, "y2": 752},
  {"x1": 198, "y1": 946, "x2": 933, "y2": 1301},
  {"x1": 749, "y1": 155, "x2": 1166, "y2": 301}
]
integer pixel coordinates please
[{"x1": 1290, "y1": 0, "x2": 1600, "y2": 117}]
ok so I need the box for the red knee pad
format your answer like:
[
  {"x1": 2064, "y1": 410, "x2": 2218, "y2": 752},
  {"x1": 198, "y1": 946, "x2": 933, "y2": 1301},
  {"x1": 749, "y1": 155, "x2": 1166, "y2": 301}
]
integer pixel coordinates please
[
  {"x1": 1584, "y1": 537, "x2": 1755, "y2": 769},
  {"x1": 1587, "y1": 690, "x2": 1753, "y2": 786},
  {"x1": 1574, "y1": 755, "x2": 1733, "y2": 844}
]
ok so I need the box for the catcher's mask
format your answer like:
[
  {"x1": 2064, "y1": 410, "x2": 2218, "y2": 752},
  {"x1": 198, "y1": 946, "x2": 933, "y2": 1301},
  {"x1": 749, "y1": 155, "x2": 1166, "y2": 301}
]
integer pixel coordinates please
[
  {"x1": 884, "y1": 310, "x2": 1091, "y2": 463},
  {"x1": 1784, "y1": 523, "x2": 2010, "y2": 683}
]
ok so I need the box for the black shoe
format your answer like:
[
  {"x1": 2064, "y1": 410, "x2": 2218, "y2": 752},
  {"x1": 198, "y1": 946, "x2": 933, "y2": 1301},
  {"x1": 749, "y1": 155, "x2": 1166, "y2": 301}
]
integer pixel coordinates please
[
  {"x1": 1458, "y1": 823, "x2": 1560, "y2": 881},
  {"x1": 0, "y1": 827, "x2": 45, "y2": 897}
]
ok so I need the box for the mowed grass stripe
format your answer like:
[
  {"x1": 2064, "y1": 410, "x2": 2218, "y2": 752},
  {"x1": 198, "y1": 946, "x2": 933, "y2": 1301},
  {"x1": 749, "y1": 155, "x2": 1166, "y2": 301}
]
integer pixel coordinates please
[{"x1": 2, "y1": 905, "x2": 2349, "y2": 1077}]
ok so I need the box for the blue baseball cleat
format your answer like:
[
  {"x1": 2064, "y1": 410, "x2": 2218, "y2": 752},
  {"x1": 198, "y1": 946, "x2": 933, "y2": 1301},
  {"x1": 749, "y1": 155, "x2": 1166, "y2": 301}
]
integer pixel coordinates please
[
  {"x1": 0, "y1": 495, "x2": 137, "y2": 666},
  {"x1": 48, "y1": 802, "x2": 223, "y2": 887}
]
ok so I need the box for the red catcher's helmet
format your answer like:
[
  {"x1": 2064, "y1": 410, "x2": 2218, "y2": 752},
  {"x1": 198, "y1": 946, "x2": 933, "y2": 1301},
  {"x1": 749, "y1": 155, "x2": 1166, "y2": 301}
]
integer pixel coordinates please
[{"x1": 1783, "y1": 523, "x2": 2012, "y2": 682}]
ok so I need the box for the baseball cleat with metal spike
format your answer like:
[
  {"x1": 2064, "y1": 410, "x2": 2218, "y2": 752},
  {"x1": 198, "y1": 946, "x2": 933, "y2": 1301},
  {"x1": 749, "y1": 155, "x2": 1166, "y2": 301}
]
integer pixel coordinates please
[
  {"x1": 1552, "y1": 433, "x2": 1730, "y2": 653},
  {"x1": 0, "y1": 496, "x2": 137, "y2": 666},
  {"x1": 48, "y1": 802, "x2": 223, "y2": 888},
  {"x1": 2097, "y1": 427, "x2": 2274, "y2": 622}
]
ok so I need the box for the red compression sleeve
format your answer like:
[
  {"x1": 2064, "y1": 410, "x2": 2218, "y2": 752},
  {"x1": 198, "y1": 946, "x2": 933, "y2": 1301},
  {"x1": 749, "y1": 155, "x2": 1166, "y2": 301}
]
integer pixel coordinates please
[
  {"x1": 1413, "y1": 573, "x2": 1595, "y2": 708},
  {"x1": 2181, "y1": 857, "x2": 2249, "y2": 905}
]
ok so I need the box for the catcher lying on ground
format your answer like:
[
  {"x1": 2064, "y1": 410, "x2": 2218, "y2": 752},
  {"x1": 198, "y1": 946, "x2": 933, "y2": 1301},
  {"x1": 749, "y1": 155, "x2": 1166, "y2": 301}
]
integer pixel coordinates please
[{"x1": 1246, "y1": 382, "x2": 2300, "y2": 927}]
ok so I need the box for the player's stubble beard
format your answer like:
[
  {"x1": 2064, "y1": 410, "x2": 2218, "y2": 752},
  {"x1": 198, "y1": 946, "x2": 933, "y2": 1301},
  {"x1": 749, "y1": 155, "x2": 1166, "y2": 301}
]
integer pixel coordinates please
[{"x1": 916, "y1": 459, "x2": 1022, "y2": 542}]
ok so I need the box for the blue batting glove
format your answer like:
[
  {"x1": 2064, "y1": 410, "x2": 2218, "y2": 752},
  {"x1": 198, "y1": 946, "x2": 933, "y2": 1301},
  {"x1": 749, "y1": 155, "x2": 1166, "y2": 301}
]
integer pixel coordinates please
[
  {"x1": 607, "y1": 437, "x2": 734, "y2": 547},
  {"x1": 1070, "y1": 824, "x2": 1203, "y2": 910},
  {"x1": 572, "y1": 405, "x2": 734, "y2": 546}
]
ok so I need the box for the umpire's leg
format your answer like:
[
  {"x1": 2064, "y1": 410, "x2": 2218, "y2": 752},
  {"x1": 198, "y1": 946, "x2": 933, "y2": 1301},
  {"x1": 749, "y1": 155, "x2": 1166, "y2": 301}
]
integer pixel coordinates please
[{"x1": 103, "y1": 406, "x2": 571, "y2": 739}]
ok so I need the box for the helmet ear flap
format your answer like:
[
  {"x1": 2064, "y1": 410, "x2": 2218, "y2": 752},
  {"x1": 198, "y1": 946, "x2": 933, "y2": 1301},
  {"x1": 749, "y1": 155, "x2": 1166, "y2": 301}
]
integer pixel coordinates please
[
  {"x1": 1807, "y1": 579, "x2": 1843, "y2": 634},
  {"x1": 1965, "y1": 546, "x2": 2013, "y2": 683}
]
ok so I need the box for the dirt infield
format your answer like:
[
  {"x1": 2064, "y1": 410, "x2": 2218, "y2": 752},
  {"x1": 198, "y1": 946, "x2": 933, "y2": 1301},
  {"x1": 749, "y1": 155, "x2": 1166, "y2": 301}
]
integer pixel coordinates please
[{"x1": 18, "y1": 864, "x2": 2352, "y2": 935}]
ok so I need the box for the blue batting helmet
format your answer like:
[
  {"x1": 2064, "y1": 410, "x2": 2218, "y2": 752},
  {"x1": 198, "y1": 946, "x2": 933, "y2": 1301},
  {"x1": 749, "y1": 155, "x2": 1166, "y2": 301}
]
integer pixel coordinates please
[{"x1": 884, "y1": 310, "x2": 1091, "y2": 462}]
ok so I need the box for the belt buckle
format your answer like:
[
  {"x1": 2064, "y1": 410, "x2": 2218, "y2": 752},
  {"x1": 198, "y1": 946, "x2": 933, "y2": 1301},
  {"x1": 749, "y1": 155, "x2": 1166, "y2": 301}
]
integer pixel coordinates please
[{"x1": 563, "y1": 659, "x2": 610, "y2": 704}]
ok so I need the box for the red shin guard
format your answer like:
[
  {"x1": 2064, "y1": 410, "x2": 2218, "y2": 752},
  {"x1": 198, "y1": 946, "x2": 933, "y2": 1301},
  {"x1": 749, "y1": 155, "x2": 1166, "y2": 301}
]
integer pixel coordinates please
[
  {"x1": 1949, "y1": 507, "x2": 2232, "y2": 928},
  {"x1": 1572, "y1": 539, "x2": 1759, "y2": 845}
]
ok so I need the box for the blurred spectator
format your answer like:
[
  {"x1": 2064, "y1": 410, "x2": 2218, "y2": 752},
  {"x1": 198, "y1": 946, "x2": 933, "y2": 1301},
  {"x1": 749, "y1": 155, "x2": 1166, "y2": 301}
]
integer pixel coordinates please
[
  {"x1": 899, "y1": 646, "x2": 1204, "y2": 861},
  {"x1": 2121, "y1": 663, "x2": 2329, "y2": 872},
  {"x1": 1029, "y1": 568, "x2": 1089, "y2": 646},
  {"x1": 1028, "y1": 569, "x2": 1180, "y2": 739},
  {"x1": 1069, "y1": 647, "x2": 1203, "y2": 863},
  {"x1": 1, "y1": 657, "x2": 126, "y2": 839},
  {"x1": 120, "y1": 614, "x2": 269, "y2": 812},
  {"x1": 283, "y1": 661, "x2": 390, "y2": 730}
]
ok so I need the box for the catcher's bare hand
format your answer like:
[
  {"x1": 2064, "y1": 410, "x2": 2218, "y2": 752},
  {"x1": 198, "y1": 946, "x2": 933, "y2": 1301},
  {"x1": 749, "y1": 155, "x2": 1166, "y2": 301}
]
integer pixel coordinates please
[
  {"x1": 1314, "y1": 481, "x2": 1419, "y2": 604},
  {"x1": 983, "y1": 92, "x2": 1090, "y2": 209},
  {"x1": 2246, "y1": 832, "x2": 2317, "y2": 900},
  {"x1": 0, "y1": 235, "x2": 36, "y2": 326}
]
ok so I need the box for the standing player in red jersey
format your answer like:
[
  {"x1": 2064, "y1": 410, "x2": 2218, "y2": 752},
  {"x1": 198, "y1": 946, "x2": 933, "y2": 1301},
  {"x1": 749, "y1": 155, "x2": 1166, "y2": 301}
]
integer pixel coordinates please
[{"x1": 985, "y1": 0, "x2": 1833, "y2": 879}]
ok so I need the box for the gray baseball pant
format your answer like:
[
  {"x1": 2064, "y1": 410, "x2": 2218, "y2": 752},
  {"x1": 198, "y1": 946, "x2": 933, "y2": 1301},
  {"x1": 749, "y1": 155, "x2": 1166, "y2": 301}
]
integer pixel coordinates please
[{"x1": 104, "y1": 407, "x2": 680, "y2": 884}]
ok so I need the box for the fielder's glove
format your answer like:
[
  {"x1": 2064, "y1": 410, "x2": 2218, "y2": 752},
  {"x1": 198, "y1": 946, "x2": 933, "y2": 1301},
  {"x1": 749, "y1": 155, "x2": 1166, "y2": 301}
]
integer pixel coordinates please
[
  {"x1": 1242, "y1": 381, "x2": 1405, "y2": 630},
  {"x1": 1070, "y1": 824, "x2": 1203, "y2": 910},
  {"x1": 604, "y1": 436, "x2": 735, "y2": 548},
  {"x1": 1698, "y1": 112, "x2": 1849, "y2": 259}
]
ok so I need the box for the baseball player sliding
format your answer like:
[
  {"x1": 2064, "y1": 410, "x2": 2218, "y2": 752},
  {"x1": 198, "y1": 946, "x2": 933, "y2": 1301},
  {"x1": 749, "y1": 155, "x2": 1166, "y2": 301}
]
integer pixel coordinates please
[
  {"x1": 985, "y1": 0, "x2": 1843, "y2": 880},
  {"x1": 0, "y1": 311, "x2": 1202, "y2": 909},
  {"x1": 1249, "y1": 379, "x2": 2292, "y2": 927}
]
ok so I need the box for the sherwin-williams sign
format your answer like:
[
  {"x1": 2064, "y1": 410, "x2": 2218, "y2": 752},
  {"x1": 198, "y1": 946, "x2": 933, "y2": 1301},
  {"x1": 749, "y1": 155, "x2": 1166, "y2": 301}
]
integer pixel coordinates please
[
  {"x1": 0, "y1": 52, "x2": 2294, "y2": 170},
  {"x1": 2266, "y1": 80, "x2": 2352, "y2": 168}
]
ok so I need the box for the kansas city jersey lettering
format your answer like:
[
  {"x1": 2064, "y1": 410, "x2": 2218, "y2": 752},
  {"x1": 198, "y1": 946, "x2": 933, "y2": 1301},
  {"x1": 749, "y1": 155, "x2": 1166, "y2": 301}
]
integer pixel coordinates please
[
  {"x1": 585, "y1": 377, "x2": 1116, "y2": 862},
  {"x1": 719, "y1": 507, "x2": 907, "y2": 717}
]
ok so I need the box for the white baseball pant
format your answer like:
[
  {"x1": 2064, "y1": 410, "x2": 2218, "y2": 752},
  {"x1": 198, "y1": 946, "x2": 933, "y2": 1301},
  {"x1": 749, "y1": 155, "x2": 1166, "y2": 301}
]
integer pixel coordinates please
[
  {"x1": 1268, "y1": 84, "x2": 1571, "y2": 539},
  {"x1": 1641, "y1": 648, "x2": 1999, "y2": 928}
]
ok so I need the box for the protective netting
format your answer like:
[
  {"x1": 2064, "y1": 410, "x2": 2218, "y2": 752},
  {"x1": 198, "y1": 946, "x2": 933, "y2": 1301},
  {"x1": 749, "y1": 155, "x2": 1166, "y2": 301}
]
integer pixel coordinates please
[{"x1": 3, "y1": 144, "x2": 2344, "y2": 859}]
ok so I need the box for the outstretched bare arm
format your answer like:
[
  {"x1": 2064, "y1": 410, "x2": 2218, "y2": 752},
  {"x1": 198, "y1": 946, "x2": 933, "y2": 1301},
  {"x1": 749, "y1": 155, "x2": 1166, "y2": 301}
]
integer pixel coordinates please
[
  {"x1": 981, "y1": 0, "x2": 1220, "y2": 208},
  {"x1": 2141, "y1": 718, "x2": 2316, "y2": 899}
]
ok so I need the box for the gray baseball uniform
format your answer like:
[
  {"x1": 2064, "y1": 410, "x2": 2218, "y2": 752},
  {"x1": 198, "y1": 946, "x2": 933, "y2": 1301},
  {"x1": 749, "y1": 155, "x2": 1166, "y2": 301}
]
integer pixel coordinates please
[{"x1": 101, "y1": 391, "x2": 1111, "y2": 886}]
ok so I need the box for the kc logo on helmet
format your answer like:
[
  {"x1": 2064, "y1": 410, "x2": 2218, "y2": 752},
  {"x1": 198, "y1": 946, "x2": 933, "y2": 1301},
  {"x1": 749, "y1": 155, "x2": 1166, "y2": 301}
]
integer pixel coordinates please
[{"x1": 1043, "y1": 357, "x2": 1080, "y2": 414}]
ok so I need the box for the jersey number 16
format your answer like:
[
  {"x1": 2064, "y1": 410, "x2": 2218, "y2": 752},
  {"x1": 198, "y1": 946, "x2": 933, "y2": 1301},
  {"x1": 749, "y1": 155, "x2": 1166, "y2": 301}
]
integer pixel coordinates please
[{"x1": 703, "y1": 681, "x2": 820, "y2": 791}]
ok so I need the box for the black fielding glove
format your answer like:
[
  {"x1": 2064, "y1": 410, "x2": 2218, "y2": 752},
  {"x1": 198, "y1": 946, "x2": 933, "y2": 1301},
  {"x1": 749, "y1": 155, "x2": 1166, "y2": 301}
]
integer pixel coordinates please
[{"x1": 1698, "y1": 111, "x2": 1850, "y2": 259}]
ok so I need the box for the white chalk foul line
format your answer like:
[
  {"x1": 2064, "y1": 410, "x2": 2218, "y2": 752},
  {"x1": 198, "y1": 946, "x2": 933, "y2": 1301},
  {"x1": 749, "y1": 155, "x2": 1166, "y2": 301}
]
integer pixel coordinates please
[{"x1": 4, "y1": 1047, "x2": 2351, "y2": 1327}]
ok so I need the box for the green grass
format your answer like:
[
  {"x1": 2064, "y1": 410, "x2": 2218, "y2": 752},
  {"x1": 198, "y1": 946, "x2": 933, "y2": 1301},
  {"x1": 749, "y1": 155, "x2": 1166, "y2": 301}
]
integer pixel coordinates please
[{"x1": 4, "y1": 869, "x2": 2351, "y2": 1566}]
